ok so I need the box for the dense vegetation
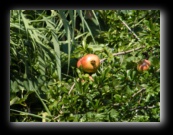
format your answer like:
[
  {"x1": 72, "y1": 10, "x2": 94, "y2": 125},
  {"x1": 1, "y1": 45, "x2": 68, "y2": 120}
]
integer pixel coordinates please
[{"x1": 10, "y1": 10, "x2": 160, "y2": 122}]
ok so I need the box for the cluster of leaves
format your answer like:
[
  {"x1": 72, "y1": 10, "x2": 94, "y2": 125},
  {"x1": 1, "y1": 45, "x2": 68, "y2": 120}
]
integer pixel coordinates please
[{"x1": 10, "y1": 10, "x2": 160, "y2": 122}]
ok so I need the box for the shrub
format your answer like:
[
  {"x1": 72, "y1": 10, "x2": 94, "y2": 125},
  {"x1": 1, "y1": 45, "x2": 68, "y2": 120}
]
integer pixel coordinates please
[{"x1": 10, "y1": 10, "x2": 160, "y2": 122}]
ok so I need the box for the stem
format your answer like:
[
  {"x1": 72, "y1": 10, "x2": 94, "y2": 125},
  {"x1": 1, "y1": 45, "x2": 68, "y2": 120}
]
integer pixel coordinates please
[
  {"x1": 131, "y1": 88, "x2": 146, "y2": 98},
  {"x1": 117, "y1": 15, "x2": 141, "y2": 42},
  {"x1": 68, "y1": 78, "x2": 79, "y2": 95},
  {"x1": 100, "y1": 45, "x2": 145, "y2": 63}
]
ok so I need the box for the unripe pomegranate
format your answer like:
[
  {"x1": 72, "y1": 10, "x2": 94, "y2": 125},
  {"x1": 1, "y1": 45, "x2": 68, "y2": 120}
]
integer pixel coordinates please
[
  {"x1": 137, "y1": 59, "x2": 151, "y2": 71},
  {"x1": 77, "y1": 54, "x2": 100, "y2": 73}
]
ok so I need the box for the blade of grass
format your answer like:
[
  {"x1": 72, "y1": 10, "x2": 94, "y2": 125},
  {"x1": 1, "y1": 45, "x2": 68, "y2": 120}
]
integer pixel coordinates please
[
  {"x1": 10, "y1": 109, "x2": 51, "y2": 121},
  {"x1": 76, "y1": 10, "x2": 96, "y2": 44},
  {"x1": 59, "y1": 10, "x2": 72, "y2": 75},
  {"x1": 51, "y1": 31, "x2": 61, "y2": 81},
  {"x1": 91, "y1": 10, "x2": 101, "y2": 30},
  {"x1": 69, "y1": 10, "x2": 76, "y2": 42},
  {"x1": 34, "y1": 89, "x2": 51, "y2": 116}
]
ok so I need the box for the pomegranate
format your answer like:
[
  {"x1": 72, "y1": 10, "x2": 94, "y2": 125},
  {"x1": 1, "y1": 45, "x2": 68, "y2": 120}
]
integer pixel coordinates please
[
  {"x1": 77, "y1": 54, "x2": 100, "y2": 73},
  {"x1": 137, "y1": 59, "x2": 151, "y2": 71}
]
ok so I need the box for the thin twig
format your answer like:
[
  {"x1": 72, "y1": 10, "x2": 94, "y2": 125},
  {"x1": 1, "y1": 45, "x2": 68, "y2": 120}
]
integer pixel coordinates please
[
  {"x1": 53, "y1": 104, "x2": 65, "y2": 121},
  {"x1": 117, "y1": 15, "x2": 141, "y2": 41},
  {"x1": 68, "y1": 83, "x2": 76, "y2": 95},
  {"x1": 131, "y1": 88, "x2": 146, "y2": 98},
  {"x1": 113, "y1": 46, "x2": 145, "y2": 56},
  {"x1": 68, "y1": 78, "x2": 79, "y2": 95},
  {"x1": 130, "y1": 105, "x2": 156, "y2": 111},
  {"x1": 100, "y1": 45, "x2": 145, "y2": 63}
]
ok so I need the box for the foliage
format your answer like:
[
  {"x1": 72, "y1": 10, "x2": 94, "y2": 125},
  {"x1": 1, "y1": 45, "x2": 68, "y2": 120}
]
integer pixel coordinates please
[{"x1": 10, "y1": 10, "x2": 160, "y2": 122}]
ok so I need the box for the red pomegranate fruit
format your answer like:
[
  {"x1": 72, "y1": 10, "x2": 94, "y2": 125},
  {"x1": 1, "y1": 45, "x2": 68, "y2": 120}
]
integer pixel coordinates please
[{"x1": 77, "y1": 54, "x2": 100, "y2": 73}]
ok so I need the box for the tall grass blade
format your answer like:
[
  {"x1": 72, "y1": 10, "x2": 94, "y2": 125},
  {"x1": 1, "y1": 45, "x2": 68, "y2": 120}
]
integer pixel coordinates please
[
  {"x1": 76, "y1": 10, "x2": 96, "y2": 44},
  {"x1": 51, "y1": 31, "x2": 61, "y2": 81},
  {"x1": 34, "y1": 89, "x2": 51, "y2": 116},
  {"x1": 59, "y1": 10, "x2": 72, "y2": 74},
  {"x1": 10, "y1": 109, "x2": 51, "y2": 121}
]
